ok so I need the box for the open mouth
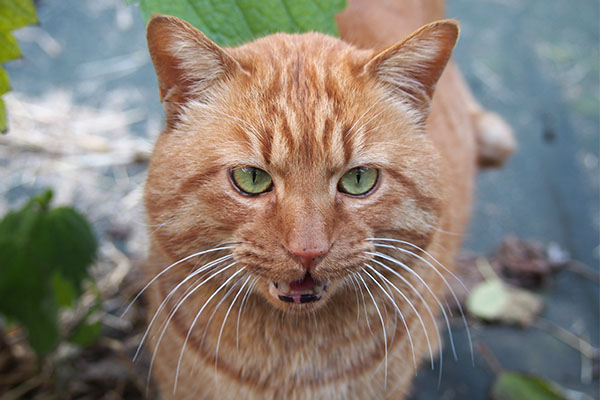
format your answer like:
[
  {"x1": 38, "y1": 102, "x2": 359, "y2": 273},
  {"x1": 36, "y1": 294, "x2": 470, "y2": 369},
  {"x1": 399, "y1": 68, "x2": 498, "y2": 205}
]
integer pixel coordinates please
[{"x1": 270, "y1": 274, "x2": 328, "y2": 304}]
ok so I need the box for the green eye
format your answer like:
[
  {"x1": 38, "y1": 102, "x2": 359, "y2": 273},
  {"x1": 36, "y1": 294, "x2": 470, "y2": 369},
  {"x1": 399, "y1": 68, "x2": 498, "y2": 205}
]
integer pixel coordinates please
[
  {"x1": 338, "y1": 167, "x2": 378, "y2": 196},
  {"x1": 231, "y1": 167, "x2": 273, "y2": 195}
]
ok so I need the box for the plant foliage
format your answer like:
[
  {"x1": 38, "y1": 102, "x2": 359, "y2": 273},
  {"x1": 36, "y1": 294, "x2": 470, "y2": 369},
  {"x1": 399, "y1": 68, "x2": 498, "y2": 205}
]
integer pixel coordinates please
[
  {"x1": 492, "y1": 372, "x2": 570, "y2": 400},
  {"x1": 0, "y1": 0, "x2": 38, "y2": 133},
  {"x1": 133, "y1": 0, "x2": 347, "y2": 47},
  {"x1": 0, "y1": 190, "x2": 97, "y2": 356}
]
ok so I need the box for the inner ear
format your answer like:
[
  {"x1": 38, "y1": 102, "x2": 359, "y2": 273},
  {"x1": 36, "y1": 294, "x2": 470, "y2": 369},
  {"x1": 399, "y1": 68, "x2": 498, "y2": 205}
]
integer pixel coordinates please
[
  {"x1": 364, "y1": 20, "x2": 459, "y2": 122},
  {"x1": 146, "y1": 15, "x2": 248, "y2": 126}
]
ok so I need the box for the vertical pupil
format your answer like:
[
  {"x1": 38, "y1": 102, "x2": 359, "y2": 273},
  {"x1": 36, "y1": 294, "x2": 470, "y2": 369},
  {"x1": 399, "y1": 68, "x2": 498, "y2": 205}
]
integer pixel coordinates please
[
  {"x1": 356, "y1": 169, "x2": 362, "y2": 185},
  {"x1": 252, "y1": 168, "x2": 257, "y2": 184}
]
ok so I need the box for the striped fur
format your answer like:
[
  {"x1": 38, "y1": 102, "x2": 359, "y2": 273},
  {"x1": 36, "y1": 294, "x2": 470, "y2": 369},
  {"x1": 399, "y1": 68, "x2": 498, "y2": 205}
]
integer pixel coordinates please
[{"x1": 143, "y1": 9, "x2": 476, "y2": 400}]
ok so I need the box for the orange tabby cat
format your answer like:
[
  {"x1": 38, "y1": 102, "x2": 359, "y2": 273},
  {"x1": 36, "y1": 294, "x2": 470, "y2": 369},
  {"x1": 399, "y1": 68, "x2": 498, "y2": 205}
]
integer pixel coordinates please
[{"x1": 141, "y1": 2, "x2": 512, "y2": 399}]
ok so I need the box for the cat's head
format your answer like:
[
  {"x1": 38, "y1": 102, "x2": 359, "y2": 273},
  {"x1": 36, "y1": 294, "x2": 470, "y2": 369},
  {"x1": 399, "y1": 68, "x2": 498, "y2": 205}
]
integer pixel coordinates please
[{"x1": 145, "y1": 15, "x2": 458, "y2": 312}]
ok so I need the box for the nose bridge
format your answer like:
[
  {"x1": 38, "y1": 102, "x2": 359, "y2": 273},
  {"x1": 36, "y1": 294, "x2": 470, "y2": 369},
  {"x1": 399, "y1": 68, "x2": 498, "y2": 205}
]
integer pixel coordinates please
[{"x1": 281, "y1": 194, "x2": 332, "y2": 268}]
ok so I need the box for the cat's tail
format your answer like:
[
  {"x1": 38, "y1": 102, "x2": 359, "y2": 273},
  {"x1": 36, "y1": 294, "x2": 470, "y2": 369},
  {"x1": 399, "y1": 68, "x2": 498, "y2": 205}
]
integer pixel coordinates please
[
  {"x1": 471, "y1": 108, "x2": 516, "y2": 168},
  {"x1": 454, "y1": 66, "x2": 516, "y2": 168}
]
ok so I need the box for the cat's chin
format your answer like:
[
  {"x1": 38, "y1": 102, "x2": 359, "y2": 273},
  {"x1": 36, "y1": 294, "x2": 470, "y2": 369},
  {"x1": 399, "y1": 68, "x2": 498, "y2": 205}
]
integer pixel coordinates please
[{"x1": 264, "y1": 273, "x2": 331, "y2": 312}]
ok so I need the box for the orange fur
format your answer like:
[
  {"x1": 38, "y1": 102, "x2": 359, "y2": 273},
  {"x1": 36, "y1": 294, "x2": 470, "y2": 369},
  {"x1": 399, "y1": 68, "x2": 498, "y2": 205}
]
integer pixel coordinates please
[
  {"x1": 337, "y1": 0, "x2": 515, "y2": 168},
  {"x1": 142, "y1": 2, "x2": 494, "y2": 398}
]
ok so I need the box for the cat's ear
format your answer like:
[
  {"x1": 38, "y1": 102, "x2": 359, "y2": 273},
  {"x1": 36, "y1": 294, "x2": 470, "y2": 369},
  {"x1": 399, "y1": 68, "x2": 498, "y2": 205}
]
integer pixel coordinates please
[
  {"x1": 146, "y1": 15, "x2": 247, "y2": 125},
  {"x1": 364, "y1": 20, "x2": 459, "y2": 123}
]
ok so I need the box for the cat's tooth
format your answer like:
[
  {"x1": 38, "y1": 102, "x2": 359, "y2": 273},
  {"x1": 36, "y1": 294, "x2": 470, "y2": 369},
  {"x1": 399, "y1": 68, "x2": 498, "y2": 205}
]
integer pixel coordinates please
[
  {"x1": 279, "y1": 282, "x2": 291, "y2": 293},
  {"x1": 314, "y1": 285, "x2": 323, "y2": 294}
]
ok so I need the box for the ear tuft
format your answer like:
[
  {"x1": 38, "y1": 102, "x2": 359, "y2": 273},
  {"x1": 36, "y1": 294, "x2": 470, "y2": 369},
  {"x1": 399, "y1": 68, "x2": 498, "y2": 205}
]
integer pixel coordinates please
[
  {"x1": 146, "y1": 15, "x2": 246, "y2": 126},
  {"x1": 364, "y1": 20, "x2": 459, "y2": 122}
]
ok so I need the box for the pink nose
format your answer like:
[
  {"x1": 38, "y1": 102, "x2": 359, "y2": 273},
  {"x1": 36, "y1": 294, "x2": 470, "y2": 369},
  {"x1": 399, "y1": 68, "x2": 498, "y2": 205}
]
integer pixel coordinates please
[{"x1": 288, "y1": 247, "x2": 329, "y2": 272}]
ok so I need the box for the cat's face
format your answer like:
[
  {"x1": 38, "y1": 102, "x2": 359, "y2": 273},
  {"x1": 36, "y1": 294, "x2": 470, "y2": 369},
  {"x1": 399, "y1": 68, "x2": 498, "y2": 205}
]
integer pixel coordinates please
[{"x1": 145, "y1": 16, "x2": 457, "y2": 312}]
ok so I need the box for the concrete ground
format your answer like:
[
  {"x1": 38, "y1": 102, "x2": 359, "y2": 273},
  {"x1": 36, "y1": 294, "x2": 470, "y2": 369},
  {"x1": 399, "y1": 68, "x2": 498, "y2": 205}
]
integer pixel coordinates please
[
  {"x1": 413, "y1": 1, "x2": 599, "y2": 398},
  {"x1": 3, "y1": 0, "x2": 598, "y2": 398}
]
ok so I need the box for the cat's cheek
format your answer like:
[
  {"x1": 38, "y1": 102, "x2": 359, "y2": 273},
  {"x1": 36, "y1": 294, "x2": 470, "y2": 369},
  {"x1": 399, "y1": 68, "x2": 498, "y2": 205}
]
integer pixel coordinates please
[{"x1": 333, "y1": 184, "x2": 387, "y2": 236}]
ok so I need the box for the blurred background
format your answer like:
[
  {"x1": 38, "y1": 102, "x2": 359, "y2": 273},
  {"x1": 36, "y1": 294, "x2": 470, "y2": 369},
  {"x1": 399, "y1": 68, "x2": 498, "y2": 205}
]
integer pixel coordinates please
[{"x1": 0, "y1": 0, "x2": 598, "y2": 398}]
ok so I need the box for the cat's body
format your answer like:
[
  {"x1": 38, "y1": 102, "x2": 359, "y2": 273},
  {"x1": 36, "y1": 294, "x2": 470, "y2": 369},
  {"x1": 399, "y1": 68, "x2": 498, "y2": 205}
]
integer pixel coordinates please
[
  {"x1": 337, "y1": 0, "x2": 515, "y2": 168},
  {"x1": 142, "y1": 2, "x2": 513, "y2": 399}
]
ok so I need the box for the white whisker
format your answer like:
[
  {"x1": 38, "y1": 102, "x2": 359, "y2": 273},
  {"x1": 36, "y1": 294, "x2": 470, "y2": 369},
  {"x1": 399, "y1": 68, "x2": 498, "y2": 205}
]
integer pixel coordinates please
[
  {"x1": 348, "y1": 98, "x2": 383, "y2": 136},
  {"x1": 202, "y1": 105, "x2": 266, "y2": 143},
  {"x1": 199, "y1": 274, "x2": 245, "y2": 349},
  {"x1": 365, "y1": 264, "x2": 428, "y2": 370},
  {"x1": 236, "y1": 277, "x2": 259, "y2": 352},
  {"x1": 147, "y1": 262, "x2": 236, "y2": 392},
  {"x1": 174, "y1": 267, "x2": 246, "y2": 393},
  {"x1": 351, "y1": 273, "x2": 374, "y2": 335},
  {"x1": 444, "y1": 298, "x2": 454, "y2": 318},
  {"x1": 122, "y1": 245, "x2": 236, "y2": 317},
  {"x1": 380, "y1": 276, "x2": 400, "y2": 346},
  {"x1": 366, "y1": 238, "x2": 468, "y2": 291},
  {"x1": 132, "y1": 216, "x2": 177, "y2": 229},
  {"x1": 346, "y1": 275, "x2": 362, "y2": 324},
  {"x1": 134, "y1": 253, "x2": 234, "y2": 362},
  {"x1": 368, "y1": 258, "x2": 445, "y2": 385},
  {"x1": 355, "y1": 107, "x2": 386, "y2": 136},
  {"x1": 368, "y1": 250, "x2": 458, "y2": 360},
  {"x1": 215, "y1": 274, "x2": 252, "y2": 373},
  {"x1": 369, "y1": 242, "x2": 473, "y2": 363},
  {"x1": 356, "y1": 272, "x2": 388, "y2": 388},
  {"x1": 363, "y1": 266, "x2": 417, "y2": 370}
]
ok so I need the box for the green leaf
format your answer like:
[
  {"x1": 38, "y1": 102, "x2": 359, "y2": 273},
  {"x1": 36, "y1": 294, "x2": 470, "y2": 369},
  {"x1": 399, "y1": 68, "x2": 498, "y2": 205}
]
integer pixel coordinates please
[
  {"x1": 492, "y1": 372, "x2": 567, "y2": 400},
  {"x1": 18, "y1": 301, "x2": 60, "y2": 356},
  {"x1": 0, "y1": 240, "x2": 59, "y2": 356},
  {"x1": 0, "y1": 0, "x2": 39, "y2": 133},
  {"x1": 53, "y1": 274, "x2": 76, "y2": 307},
  {"x1": 136, "y1": 0, "x2": 347, "y2": 47},
  {"x1": 0, "y1": 67, "x2": 9, "y2": 95},
  {"x1": 0, "y1": 30, "x2": 20, "y2": 62},
  {"x1": 0, "y1": 189, "x2": 52, "y2": 245},
  {"x1": 45, "y1": 206, "x2": 97, "y2": 295},
  {"x1": 0, "y1": 97, "x2": 6, "y2": 133},
  {"x1": 68, "y1": 320, "x2": 102, "y2": 347},
  {"x1": 0, "y1": 0, "x2": 38, "y2": 31},
  {"x1": 0, "y1": 190, "x2": 97, "y2": 357}
]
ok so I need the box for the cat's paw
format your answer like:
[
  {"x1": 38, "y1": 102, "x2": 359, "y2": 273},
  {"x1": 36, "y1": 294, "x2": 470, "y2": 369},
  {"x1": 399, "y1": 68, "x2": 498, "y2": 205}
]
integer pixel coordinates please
[{"x1": 473, "y1": 110, "x2": 516, "y2": 167}]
